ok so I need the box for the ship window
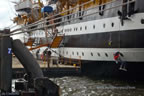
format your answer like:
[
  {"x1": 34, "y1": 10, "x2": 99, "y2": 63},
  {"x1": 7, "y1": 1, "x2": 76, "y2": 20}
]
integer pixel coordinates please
[
  {"x1": 63, "y1": 51, "x2": 64, "y2": 54},
  {"x1": 103, "y1": 24, "x2": 105, "y2": 28},
  {"x1": 141, "y1": 19, "x2": 144, "y2": 24},
  {"x1": 66, "y1": 51, "x2": 68, "y2": 55},
  {"x1": 85, "y1": 26, "x2": 87, "y2": 30},
  {"x1": 76, "y1": 28, "x2": 78, "y2": 31},
  {"x1": 82, "y1": 52, "x2": 84, "y2": 56},
  {"x1": 91, "y1": 52, "x2": 93, "y2": 56},
  {"x1": 72, "y1": 52, "x2": 74, "y2": 55},
  {"x1": 80, "y1": 27, "x2": 82, "y2": 31},
  {"x1": 77, "y1": 52, "x2": 79, "y2": 56},
  {"x1": 105, "y1": 53, "x2": 108, "y2": 57},
  {"x1": 93, "y1": 25, "x2": 95, "y2": 29},
  {"x1": 111, "y1": 22, "x2": 114, "y2": 27},
  {"x1": 97, "y1": 53, "x2": 100, "y2": 57}
]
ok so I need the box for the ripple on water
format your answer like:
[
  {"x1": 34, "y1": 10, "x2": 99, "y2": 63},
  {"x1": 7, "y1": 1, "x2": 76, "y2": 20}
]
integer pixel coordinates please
[
  {"x1": 50, "y1": 76, "x2": 144, "y2": 96},
  {"x1": 11, "y1": 76, "x2": 143, "y2": 96}
]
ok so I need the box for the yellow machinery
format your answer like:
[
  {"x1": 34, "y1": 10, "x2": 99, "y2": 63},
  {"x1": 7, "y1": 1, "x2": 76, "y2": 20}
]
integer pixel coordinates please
[{"x1": 58, "y1": 0, "x2": 112, "y2": 16}]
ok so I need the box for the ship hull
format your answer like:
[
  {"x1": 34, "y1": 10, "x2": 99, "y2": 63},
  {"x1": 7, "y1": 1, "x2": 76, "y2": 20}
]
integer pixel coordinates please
[
  {"x1": 63, "y1": 29, "x2": 144, "y2": 48},
  {"x1": 31, "y1": 5, "x2": 144, "y2": 79},
  {"x1": 80, "y1": 60, "x2": 144, "y2": 80}
]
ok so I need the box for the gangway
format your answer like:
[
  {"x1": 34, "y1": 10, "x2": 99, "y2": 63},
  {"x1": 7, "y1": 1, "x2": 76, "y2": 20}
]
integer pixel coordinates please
[{"x1": 50, "y1": 35, "x2": 64, "y2": 48}]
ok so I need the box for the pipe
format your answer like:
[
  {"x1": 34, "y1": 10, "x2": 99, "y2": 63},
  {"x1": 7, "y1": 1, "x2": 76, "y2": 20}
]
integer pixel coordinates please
[{"x1": 12, "y1": 39, "x2": 44, "y2": 79}]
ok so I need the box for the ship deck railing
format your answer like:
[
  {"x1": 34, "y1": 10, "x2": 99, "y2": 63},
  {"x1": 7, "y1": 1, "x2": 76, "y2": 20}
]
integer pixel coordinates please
[{"x1": 7, "y1": 0, "x2": 136, "y2": 37}]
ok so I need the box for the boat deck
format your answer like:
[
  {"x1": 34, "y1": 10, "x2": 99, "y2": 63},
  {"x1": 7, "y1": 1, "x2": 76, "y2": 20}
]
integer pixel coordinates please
[{"x1": 12, "y1": 57, "x2": 75, "y2": 68}]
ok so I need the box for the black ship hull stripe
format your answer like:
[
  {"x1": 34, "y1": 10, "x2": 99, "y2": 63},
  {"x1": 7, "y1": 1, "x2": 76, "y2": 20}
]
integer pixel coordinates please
[
  {"x1": 77, "y1": 60, "x2": 144, "y2": 79},
  {"x1": 61, "y1": 29, "x2": 144, "y2": 48}
]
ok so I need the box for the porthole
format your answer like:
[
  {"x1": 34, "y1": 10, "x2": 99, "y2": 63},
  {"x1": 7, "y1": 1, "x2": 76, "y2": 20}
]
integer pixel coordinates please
[
  {"x1": 105, "y1": 53, "x2": 108, "y2": 57},
  {"x1": 72, "y1": 52, "x2": 74, "y2": 55},
  {"x1": 111, "y1": 22, "x2": 114, "y2": 27},
  {"x1": 91, "y1": 52, "x2": 93, "y2": 56},
  {"x1": 82, "y1": 52, "x2": 84, "y2": 56},
  {"x1": 63, "y1": 51, "x2": 64, "y2": 54},
  {"x1": 66, "y1": 51, "x2": 68, "y2": 55},
  {"x1": 141, "y1": 19, "x2": 144, "y2": 24},
  {"x1": 93, "y1": 25, "x2": 95, "y2": 29},
  {"x1": 76, "y1": 28, "x2": 78, "y2": 31},
  {"x1": 85, "y1": 26, "x2": 87, "y2": 30},
  {"x1": 103, "y1": 23, "x2": 105, "y2": 28},
  {"x1": 77, "y1": 52, "x2": 79, "y2": 56},
  {"x1": 97, "y1": 53, "x2": 100, "y2": 57},
  {"x1": 80, "y1": 27, "x2": 82, "y2": 30}
]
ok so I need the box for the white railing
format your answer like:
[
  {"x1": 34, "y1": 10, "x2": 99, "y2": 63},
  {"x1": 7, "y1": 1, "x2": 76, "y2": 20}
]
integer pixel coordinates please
[{"x1": 3, "y1": 0, "x2": 136, "y2": 37}]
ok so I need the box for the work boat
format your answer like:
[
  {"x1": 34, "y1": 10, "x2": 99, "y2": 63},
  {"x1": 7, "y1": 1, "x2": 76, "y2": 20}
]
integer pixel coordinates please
[{"x1": 13, "y1": 0, "x2": 144, "y2": 79}]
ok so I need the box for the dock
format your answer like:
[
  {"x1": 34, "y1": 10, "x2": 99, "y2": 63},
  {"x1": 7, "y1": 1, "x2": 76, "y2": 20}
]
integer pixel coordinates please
[{"x1": 12, "y1": 57, "x2": 81, "y2": 78}]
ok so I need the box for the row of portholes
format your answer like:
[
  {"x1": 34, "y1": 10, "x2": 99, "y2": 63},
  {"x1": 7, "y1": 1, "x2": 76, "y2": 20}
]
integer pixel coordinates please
[
  {"x1": 64, "y1": 26, "x2": 87, "y2": 32},
  {"x1": 59, "y1": 51, "x2": 109, "y2": 57},
  {"x1": 32, "y1": 31, "x2": 44, "y2": 36},
  {"x1": 64, "y1": 22, "x2": 115, "y2": 32},
  {"x1": 64, "y1": 18, "x2": 144, "y2": 33}
]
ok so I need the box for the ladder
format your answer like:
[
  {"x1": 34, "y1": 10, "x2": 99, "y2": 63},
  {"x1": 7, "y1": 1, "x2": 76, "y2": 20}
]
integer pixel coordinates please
[{"x1": 50, "y1": 35, "x2": 64, "y2": 48}]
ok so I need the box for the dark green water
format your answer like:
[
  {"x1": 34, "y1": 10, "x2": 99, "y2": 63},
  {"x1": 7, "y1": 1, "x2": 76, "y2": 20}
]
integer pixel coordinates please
[{"x1": 50, "y1": 76, "x2": 144, "y2": 96}]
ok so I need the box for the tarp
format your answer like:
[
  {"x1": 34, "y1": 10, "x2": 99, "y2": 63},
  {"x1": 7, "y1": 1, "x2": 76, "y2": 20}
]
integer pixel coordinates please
[{"x1": 41, "y1": 6, "x2": 53, "y2": 13}]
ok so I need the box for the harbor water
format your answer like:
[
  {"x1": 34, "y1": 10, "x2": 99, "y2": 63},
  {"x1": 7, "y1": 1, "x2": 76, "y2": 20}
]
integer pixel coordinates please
[
  {"x1": 49, "y1": 76, "x2": 144, "y2": 96},
  {"x1": 12, "y1": 58, "x2": 144, "y2": 96}
]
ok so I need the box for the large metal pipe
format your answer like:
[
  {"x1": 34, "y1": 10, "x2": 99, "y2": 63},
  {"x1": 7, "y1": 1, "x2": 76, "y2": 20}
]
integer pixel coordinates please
[
  {"x1": 12, "y1": 39, "x2": 43, "y2": 78},
  {"x1": 0, "y1": 29, "x2": 12, "y2": 92}
]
